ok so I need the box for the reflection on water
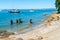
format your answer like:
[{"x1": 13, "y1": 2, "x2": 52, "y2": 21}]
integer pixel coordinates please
[
  {"x1": 8, "y1": 23, "x2": 33, "y2": 32},
  {"x1": 9, "y1": 25, "x2": 14, "y2": 32}
]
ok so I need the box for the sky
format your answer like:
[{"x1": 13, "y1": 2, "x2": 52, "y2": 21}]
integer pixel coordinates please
[{"x1": 0, "y1": 0, "x2": 55, "y2": 9}]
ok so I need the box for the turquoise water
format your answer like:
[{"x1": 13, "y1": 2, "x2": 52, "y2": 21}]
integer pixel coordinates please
[{"x1": 0, "y1": 9, "x2": 56, "y2": 32}]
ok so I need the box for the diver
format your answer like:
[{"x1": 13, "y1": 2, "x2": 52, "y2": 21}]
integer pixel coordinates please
[
  {"x1": 16, "y1": 19, "x2": 19, "y2": 24},
  {"x1": 30, "y1": 19, "x2": 33, "y2": 24},
  {"x1": 10, "y1": 20, "x2": 13, "y2": 25},
  {"x1": 19, "y1": 18, "x2": 23, "y2": 23}
]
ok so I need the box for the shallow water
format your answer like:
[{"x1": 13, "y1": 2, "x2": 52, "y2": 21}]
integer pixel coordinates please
[{"x1": 0, "y1": 9, "x2": 56, "y2": 32}]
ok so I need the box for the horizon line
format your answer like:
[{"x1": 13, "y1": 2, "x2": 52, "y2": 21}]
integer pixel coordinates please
[{"x1": 0, "y1": 8, "x2": 56, "y2": 10}]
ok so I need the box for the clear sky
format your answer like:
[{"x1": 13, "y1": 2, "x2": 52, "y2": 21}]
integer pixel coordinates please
[{"x1": 0, "y1": 0, "x2": 55, "y2": 9}]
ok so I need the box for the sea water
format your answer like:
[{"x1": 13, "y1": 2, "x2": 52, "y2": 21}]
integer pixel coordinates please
[{"x1": 0, "y1": 9, "x2": 56, "y2": 32}]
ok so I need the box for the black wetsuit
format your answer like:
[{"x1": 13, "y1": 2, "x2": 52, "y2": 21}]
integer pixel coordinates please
[
  {"x1": 16, "y1": 19, "x2": 19, "y2": 23},
  {"x1": 30, "y1": 19, "x2": 33, "y2": 24},
  {"x1": 10, "y1": 20, "x2": 13, "y2": 25},
  {"x1": 19, "y1": 19, "x2": 23, "y2": 23}
]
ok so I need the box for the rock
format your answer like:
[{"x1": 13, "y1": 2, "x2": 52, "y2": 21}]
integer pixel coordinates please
[
  {"x1": 16, "y1": 38, "x2": 23, "y2": 40},
  {"x1": 0, "y1": 30, "x2": 14, "y2": 38},
  {"x1": 0, "y1": 30, "x2": 7, "y2": 33},
  {"x1": 43, "y1": 13, "x2": 47, "y2": 16},
  {"x1": 37, "y1": 36, "x2": 43, "y2": 40}
]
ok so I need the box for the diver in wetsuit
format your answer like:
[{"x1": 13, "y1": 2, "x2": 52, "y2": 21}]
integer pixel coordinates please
[
  {"x1": 10, "y1": 20, "x2": 13, "y2": 25},
  {"x1": 19, "y1": 18, "x2": 23, "y2": 23},
  {"x1": 30, "y1": 19, "x2": 33, "y2": 24},
  {"x1": 16, "y1": 19, "x2": 19, "y2": 24}
]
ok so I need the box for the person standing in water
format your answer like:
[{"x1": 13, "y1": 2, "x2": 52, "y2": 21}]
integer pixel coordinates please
[
  {"x1": 16, "y1": 19, "x2": 19, "y2": 24},
  {"x1": 19, "y1": 18, "x2": 23, "y2": 23},
  {"x1": 10, "y1": 20, "x2": 13, "y2": 25},
  {"x1": 30, "y1": 19, "x2": 33, "y2": 24}
]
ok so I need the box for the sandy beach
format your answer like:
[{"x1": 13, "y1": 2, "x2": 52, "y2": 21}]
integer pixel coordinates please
[{"x1": 1, "y1": 12, "x2": 60, "y2": 40}]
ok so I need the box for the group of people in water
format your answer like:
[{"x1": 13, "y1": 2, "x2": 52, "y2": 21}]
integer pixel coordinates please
[{"x1": 10, "y1": 18, "x2": 33, "y2": 25}]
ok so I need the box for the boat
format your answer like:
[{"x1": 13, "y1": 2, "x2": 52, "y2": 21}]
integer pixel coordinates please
[
  {"x1": 9, "y1": 9, "x2": 20, "y2": 13},
  {"x1": 30, "y1": 9, "x2": 34, "y2": 12}
]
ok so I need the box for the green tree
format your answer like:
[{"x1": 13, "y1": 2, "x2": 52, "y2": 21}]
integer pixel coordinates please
[{"x1": 55, "y1": 0, "x2": 60, "y2": 13}]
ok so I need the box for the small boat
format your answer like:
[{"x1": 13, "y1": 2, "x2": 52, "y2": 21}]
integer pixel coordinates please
[
  {"x1": 9, "y1": 9, "x2": 20, "y2": 13},
  {"x1": 30, "y1": 9, "x2": 34, "y2": 12}
]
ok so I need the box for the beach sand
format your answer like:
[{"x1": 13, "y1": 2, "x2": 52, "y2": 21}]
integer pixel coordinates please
[{"x1": 1, "y1": 12, "x2": 60, "y2": 40}]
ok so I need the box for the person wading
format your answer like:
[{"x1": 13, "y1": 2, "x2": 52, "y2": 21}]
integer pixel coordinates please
[
  {"x1": 16, "y1": 19, "x2": 19, "y2": 24},
  {"x1": 10, "y1": 20, "x2": 13, "y2": 25},
  {"x1": 19, "y1": 18, "x2": 23, "y2": 23},
  {"x1": 30, "y1": 19, "x2": 33, "y2": 24}
]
